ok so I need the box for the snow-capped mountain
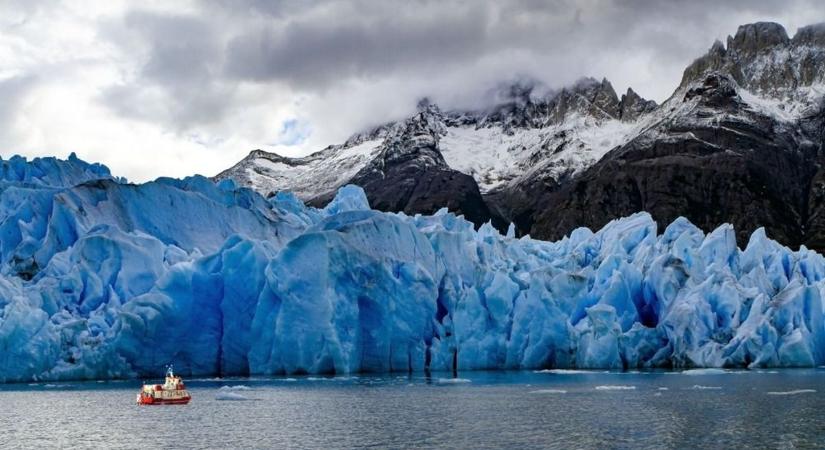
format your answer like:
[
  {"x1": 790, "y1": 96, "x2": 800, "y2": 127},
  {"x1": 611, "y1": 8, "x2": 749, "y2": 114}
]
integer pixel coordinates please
[
  {"x1": 216, "y1": 76, "x2": 657, "y2": 227},
  {"x1": 679, "y1": 22, "x2": 825, "y2": 114},
  {"x1": 218, "y1": 21, "x2": 825, "y2": 251},
  {"x1": 219, "y1": 78, "x2": 657, "y2": 197},
  {"x1": 536, "y1": 22, "x2": 825, "y2": 249}
]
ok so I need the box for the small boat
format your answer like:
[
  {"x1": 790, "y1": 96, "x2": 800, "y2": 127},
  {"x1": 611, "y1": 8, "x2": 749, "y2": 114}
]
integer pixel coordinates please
[{"x1": 136, "y1": 366, "x2": 191, "y2": 405}]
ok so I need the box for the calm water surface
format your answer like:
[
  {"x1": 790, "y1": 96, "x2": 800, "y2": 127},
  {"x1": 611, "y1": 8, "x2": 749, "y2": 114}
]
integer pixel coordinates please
[{"x1": 2, "y1": 369, "x2": 825, "y2": 449}]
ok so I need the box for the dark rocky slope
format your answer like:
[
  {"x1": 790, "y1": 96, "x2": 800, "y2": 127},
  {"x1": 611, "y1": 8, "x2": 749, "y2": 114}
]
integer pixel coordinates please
[{"x1": 532, "y1": 23, "x2": 825, "y2": 249}]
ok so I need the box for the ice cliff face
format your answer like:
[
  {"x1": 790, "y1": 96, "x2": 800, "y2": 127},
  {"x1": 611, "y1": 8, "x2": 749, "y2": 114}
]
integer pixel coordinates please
[{"x1": 3, "y1": 155, "x2": 825, "y2": 382}]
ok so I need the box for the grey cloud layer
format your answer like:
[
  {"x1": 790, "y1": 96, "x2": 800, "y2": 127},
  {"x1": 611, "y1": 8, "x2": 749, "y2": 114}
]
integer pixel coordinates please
[
  {"x1": 99, "y1": 10, "x2": 234, "y2": 129},
  {"x1": 224, "y1": 4, "x2": 492, "y2": 86},
  {"x1": 102, "y1": 0, "x2": 822, "y2": 123},
  {"x1": 1, "y1": 0, "x2": 822, "y2": 180}
]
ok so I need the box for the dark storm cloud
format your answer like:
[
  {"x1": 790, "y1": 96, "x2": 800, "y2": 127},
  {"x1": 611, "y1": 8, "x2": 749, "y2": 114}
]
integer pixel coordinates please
[
  {"x1": 223, "y1": 4, "x2": 492, "y2": 87},
  {"x1": 218, "y1": 0, "x2": 773, "y2": 87},
  {"x1": 89, "y1": 0, "x2": 824, "y2": 138},
  {"x1": 98, "y1": 10, "x2": 234, "y2": 128},
  {"x1": 202, "y1": 0, "x2": 318, "y2": 18}
]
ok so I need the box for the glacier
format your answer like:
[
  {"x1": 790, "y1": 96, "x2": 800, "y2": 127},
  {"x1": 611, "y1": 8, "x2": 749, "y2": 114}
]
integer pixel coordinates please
[{"x1": 1, "y1": 155, "x2": 825, "y2": 382}]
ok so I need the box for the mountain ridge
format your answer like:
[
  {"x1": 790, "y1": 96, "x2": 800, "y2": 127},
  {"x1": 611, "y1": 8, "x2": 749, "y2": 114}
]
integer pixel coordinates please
[{"x1": 217, "y1": 21, "x2": 825, "y2": 250}]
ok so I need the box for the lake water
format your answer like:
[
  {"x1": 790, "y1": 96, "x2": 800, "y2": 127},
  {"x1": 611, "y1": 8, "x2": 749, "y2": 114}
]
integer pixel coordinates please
[{"x1": 2, "y1": 369, "x2": 824, "y2": 449}]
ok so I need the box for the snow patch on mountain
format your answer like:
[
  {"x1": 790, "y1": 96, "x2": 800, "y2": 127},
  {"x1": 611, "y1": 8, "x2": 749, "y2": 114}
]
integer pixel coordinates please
[
  {"x1": 738, "y1": 83, "x2": 825, "y2": 121},
  {"x1": 440, "y1": 115, "x2": 639, "y2": 192},
  {"x1": 220, "y1": 139, "x2": 384, "y2": 199},
  {"x1": 218, "y1": 77, "x2": 658, "y2": 201}
]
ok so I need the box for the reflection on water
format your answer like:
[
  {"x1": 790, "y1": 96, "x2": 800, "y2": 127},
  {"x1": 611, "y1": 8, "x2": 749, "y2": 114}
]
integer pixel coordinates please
[{"x1": 2, "y1": 370, "x2": 825, "y2": 449}]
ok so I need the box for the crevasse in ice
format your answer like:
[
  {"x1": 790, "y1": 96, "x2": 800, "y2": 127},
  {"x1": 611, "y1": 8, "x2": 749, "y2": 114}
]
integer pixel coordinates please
[{"x1": 1, "y1": 155, "x2": 824, "y2": 382}]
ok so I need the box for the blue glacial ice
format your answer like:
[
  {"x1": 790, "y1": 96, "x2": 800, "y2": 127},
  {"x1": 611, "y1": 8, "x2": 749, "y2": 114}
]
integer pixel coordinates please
[{"x1": 1, "y1": 155, "x2": 825, "y2": 381}]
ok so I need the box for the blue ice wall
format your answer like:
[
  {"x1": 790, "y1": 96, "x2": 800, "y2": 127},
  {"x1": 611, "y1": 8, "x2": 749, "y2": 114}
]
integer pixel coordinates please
[{"x1": 1, "y1": 155, "x2": 825, "y2": 381}]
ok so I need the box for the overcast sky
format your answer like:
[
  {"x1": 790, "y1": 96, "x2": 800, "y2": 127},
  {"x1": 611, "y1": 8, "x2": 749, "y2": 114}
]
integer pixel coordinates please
[{"x1": 1, "y1": 0, "x2": 823, "y2": 182}]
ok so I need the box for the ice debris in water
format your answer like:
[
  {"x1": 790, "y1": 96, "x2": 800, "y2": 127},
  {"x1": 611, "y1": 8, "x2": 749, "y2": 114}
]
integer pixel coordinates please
[
  {"x1": 534, "y1": 369, "x2": 607, "y2": 374},
  {"x1": 215, "y1": 391, "x2": 252, "y2": 401},
  {"x1": 436, "y1": 378, "x2": 472, "y2": 384},
  {"x1": 2, "y1": 154, "x2": 825, "y2": 382},
  {"x1": 529, "y1": 389, "x2": 567, "y2": 394},
  {"x1": 220, "y1": 385, "x2": 252, "y2": 391},
  {"x1": 680, "y1": 369, "x2": 729, "y2": 376},
  {"x1": 766, "y1": 389, "x2": 816, "y2": 396}
]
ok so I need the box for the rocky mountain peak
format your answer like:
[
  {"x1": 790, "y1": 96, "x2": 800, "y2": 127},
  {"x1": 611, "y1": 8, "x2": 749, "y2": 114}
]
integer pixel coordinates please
[
  {"x1": 468, "y1": 78, "x2": 550, "y2": 132},
  {"x1": 680, "y1": 40, "x2": 728, "y2": 88},
  {"x1": 581, "y1": 77, "x2": 621, "y2": 118},
  {"x1": 727, "y1": 22, "x2": 790, "y2": 57},
  {"x1": 619, "y1": 87, "x2": 658, "y2": 121},
  {"x1": 415, "y1": 96, "x2": 443, "y2": 116},
  {"x1": 682, "y1": 72, "x2": 741, "y2": 108},
  {"x1": 709, "y1": 39, "x2": 726, "y2": 55},
  {"x1": 416, "y1": 76, "x2": 655, "y2": 136},
  {"x1": 792, "y1": 22, "x2": 825, "y2": 46},
  {"x1": 378, "y1": 102, "x2": 447, "y2": 167},
  {"x1": 545, "y1": 77, "x2": 617, "y2": 124},
  {"x1": 678, "y1": 21, "x2": 825, "y2": 108}
]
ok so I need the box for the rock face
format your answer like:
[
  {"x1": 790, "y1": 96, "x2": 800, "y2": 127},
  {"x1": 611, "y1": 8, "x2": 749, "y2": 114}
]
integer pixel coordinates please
[
  {"x1": 218, "y1": 21, "x2": 825, "y2": 251},
  {"x1": 312, "y1": 105, "x2": 497, "y2": 227},
  {"x1": 619, "y1": 88, "x2": 658, "y2": 121},
  {"x1": 534, "y1": 23, "x2": 825, "y2": 250}
]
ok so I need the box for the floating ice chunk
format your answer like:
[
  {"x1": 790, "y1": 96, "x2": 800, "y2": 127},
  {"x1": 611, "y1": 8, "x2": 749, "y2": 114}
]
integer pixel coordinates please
[
  {"x1": 680, "y1": 369, "x2": 728, "y2": 375},
  {"x1": 766, "y1": 389, "x2": 816, "y2": 396},
  {"x1": 529, "y1": 389, "x2": 567, "y2": 394},
  {"x1": 215, "y1": 391, "x2": 252, "y2": 401},
  {"x1": 436, "y1": 378, "x2": 472, "y2": 384},
  {"x1": 533, "y1": 369, "x2": 606, "y2": 375}
]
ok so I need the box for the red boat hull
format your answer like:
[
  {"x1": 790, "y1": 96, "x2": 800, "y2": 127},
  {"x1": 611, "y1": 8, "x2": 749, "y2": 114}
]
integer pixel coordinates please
[{"x1": 137, "y1": 394, "x2": 191, "y2": 405}]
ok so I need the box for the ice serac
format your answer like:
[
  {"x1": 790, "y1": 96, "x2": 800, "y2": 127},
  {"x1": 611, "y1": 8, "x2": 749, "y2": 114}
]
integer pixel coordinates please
[{"x1": 3, "y1": 155, "x2": 825, "y2": 381}]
